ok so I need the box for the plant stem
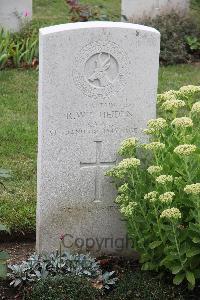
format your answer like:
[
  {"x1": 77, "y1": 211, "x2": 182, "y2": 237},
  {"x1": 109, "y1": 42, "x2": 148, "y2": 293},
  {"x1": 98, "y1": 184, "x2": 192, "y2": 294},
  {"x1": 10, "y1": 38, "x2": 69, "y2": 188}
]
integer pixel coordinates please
[
  {"x1": 153, "y1": 203, "x2": 165, "y2": 244},
  {"x1": 172, "y1": 223, "x2": 183, "y2": 268},
  {"x1": 131, "y1": 173, "x2": 148, "y2": 224},
  {"x1": 131, "y1": 217, "x2": 146, "y2": 251},
  {"x1": 184, "y1": 158, "x2": 192, "y2": 183}
]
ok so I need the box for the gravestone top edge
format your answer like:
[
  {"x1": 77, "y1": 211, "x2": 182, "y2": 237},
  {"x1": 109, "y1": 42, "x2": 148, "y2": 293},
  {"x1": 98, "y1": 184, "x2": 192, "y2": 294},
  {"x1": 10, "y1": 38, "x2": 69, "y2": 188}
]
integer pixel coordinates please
[{"x1": 39, "y1": 21, "x2": 160, "y2": 36}]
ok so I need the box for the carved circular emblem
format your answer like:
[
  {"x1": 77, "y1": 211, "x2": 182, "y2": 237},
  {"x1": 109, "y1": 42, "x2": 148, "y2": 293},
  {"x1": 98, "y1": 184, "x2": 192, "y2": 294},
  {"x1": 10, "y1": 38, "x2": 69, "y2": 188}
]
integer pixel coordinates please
[{"x1": 73, "y1": 41, "x2": 130, "y2": 99}]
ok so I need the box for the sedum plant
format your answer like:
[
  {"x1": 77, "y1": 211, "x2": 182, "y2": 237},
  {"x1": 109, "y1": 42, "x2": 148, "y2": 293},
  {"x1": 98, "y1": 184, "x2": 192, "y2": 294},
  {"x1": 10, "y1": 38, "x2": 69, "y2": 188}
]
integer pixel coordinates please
[{"x1": 106, "y1": 85, "x2": 200, "y2": 289}]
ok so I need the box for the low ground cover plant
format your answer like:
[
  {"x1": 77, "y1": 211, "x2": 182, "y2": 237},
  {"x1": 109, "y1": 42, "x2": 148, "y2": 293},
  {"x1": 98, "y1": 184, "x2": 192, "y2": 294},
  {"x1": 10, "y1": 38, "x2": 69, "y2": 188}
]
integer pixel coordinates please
[
  {"x1": 107, "y1": 85, "x2": 200, "y2": 289},
  {"x1": 24, "y1": 275, "x2": 101, "y2": 300},
  {"x1": 8, "y1": 251, "x2": 116, "y2": 289},
  {"x1": 24, "y1": 269, "x2": 189, "y2": 300},
  {"x1": 107, "y1": 270, "x2": 187, "y2": 300}
]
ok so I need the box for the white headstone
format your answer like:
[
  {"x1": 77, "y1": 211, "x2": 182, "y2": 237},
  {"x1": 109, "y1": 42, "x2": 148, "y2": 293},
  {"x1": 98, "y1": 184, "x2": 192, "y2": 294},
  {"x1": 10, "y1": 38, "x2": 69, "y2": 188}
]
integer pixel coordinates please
[
  {"x1": 122, "y1": 0, "x2": 190, "y2": 21},
  {"x1": 0, "y1": 0, "x2": 32, "y2": 32},
  {"x1": 37, "y1": 21, "x2": 160, "y2": 256}
]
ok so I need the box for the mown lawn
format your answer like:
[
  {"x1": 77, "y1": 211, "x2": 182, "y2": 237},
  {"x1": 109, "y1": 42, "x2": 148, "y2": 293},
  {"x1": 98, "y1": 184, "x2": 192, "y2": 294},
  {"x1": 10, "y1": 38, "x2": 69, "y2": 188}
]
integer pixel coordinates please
[
  {"x1": 0, "y1": 70, "x2": 37, "y2": 232},
  {"x1": 0, "y1": 0, "x2": 200, "y2": 233},
  {"x1": 0, "y1": 64, "x2": 200, "y2": 232},
  {"x1": 33, "y1": 0, "x2": 120, "y2": 23}
]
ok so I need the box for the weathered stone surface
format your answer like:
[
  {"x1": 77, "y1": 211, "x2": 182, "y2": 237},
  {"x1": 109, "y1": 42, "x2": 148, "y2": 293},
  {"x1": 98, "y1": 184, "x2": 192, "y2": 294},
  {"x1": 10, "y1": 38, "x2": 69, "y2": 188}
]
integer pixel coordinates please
[
  {"x1": 37, "y1": 21, "x2": 160, "y2": 256},
  {"x1": 122, "y1": 0, "x2": 190, "y2": 21},
  {"x1": 0, "y1": 0, "x2": 32, "y2": 32}
]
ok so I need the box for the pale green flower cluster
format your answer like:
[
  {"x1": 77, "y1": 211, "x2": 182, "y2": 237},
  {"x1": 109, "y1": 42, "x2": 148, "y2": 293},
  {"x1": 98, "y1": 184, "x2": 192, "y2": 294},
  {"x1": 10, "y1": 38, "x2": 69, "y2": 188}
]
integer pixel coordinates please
[
  {"x1": 157, "y1": 90, "x2": 178, "y2": 103},
  {"x1": 115, "y1": 194, "x2": 129, "y2": 204},
  {"x1": 160, "y1": 207, "x2": 181, "y2": 220},
  {"x1": 161, "y1": 99, "x2": 185, "y2": 111},
  {"x1": 118, "y1": 158, "x2": 141, "y2": 170},
  {"x1": 174, "y1": 144, "x2": 197, "y2": 156},
  {"x1": 171, "y1": 117, "x2": 193, "y2": 128},
  {"x1": 179, "y1": 85, "x2": 200, "y2": 96},
  {"x1": 191, "y1": 102, "x2": 200, "y2": 114},
  {"x1": 144, "y1": 142, "x2": 165, "y2": 151},
  {"x1": 120, "y1": 202, "x2": 138, "y2": 217},
  {"x1": 105, "y1": 166, "x2": 124, "y2": 179},
  {"x1": 144, "y1": 118, "x2": 167, "y2": 135},
  {"x1": 184, "y1": 183, "x2": 200, "y2": 195},
  {"x1": 107, "y1": 157, "x2": 141, "y2": 179},
  {"x1": 144, "y1": 191, "x2": 158, "y2": 203},
  {"x1": 118, "y1": 183, "x2": 129, "y2": 194},
  {"x1": 118, "y1": 137, "x2": 137, "y2": 156},
  {"x1": 159, "y1": 192, "x2": 175, "y2": 204},
  {"x1": 156, "y1": 175, "x2": 173, "y2": 185},
  {"x1": 147, "y1": 165, "x2": 163, "y2": 175}
]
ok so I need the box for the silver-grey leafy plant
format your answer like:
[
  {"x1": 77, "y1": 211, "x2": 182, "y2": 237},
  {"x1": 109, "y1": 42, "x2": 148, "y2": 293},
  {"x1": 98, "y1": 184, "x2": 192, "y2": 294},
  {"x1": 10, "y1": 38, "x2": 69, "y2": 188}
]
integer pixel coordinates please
[{"x1": 8, "y1": 251, "x2": 117, "y2": 289}]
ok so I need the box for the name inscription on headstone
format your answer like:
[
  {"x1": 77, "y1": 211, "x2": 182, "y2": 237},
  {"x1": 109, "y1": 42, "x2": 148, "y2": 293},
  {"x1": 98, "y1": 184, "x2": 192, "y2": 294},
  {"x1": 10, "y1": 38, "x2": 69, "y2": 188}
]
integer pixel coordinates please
[{"x1": 63, "y1": 105, "x2": 138, "y2": 136}]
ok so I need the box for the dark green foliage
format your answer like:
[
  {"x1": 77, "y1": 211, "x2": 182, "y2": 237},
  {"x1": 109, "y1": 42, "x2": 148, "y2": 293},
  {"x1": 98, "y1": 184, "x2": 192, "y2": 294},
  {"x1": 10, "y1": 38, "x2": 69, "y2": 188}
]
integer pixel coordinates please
[
  {"x1": 24, "y1": 275, "x2": 101, "y2": 300},
  {"x1": 106, "y1": 271, "x2": 186, "y2": 300},
  {"x1": 139, "y1": 12, "x2": 200, "y2": 65}
]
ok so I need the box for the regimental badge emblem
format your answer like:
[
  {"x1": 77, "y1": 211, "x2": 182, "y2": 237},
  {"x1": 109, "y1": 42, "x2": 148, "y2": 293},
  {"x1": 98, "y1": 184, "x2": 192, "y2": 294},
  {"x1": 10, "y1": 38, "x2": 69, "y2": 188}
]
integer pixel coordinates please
[{"x1": 73, "y1": 41, "x2": 130, "y2": 99}]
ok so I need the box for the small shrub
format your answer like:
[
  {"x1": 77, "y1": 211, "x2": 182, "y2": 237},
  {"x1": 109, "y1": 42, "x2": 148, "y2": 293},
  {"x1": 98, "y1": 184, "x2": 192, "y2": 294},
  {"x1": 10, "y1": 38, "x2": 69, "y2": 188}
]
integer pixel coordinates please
[
  {"x1": 65, "y1": 0, "x2": 108, "y2": 22},
  {"x1": 134, "y1": 12, "x2": 200, "y2": 65},
  {"x1": 185, "y1": 36, "x2": 200, "y2": 60},
  {"x1": 24, "y1": 275, "x2": 101, "y2": 300},
  {"x1": 8, "y1": 251, "x2": 116, "y2": 289},
  {"x1": 107, "y1": 85, "x2": 200, "y2": 289}
]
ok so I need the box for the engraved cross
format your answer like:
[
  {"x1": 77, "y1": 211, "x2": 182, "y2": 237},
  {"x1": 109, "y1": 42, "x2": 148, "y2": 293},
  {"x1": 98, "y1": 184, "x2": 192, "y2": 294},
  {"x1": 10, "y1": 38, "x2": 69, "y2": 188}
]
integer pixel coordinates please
[
  {"x1": 155, "y1": 0, "x2": 160, "y2": 10},
  {"x1": 80, "y1": 141, "x2": 116, "y2": 203}
]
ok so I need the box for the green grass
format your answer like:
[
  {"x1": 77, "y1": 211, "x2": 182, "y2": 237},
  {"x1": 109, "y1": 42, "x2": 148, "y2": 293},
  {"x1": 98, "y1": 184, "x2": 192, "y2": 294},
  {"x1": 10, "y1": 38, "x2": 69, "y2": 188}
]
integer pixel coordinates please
[
  {"x1": 33, "y1": 0, "x2": 120, "y2": 26},
  {"x1": 33, "y1": 0, "x2": 68, "y2": 23},
  {"x1": 0, "y1": 70, "x2": 38, "y2": 232},
  {"x1": 0, "y1": 65, "x2": 199, "y2": 232},
  {"x1": 158, "y1": 64, "x2": 200, "y2": 93},
  {"x1": 0, "y1": 0, "x2": 200, "y2": 232}
]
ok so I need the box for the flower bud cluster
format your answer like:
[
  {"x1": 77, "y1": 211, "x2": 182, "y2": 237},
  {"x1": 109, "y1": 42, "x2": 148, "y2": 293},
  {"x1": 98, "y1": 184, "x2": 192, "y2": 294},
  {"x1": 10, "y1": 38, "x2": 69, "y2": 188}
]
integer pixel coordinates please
[
  {"x1": 174, "y1": 144, "x2": 197, "y2": 156},
  {"x1": 184, "y1": 183, "x2": 200, "y2": 195},
  {"x1": 160, "y1": 208, "x2": 181, "y2": 220}
]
